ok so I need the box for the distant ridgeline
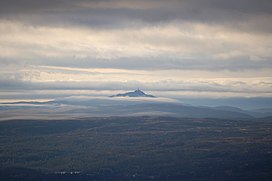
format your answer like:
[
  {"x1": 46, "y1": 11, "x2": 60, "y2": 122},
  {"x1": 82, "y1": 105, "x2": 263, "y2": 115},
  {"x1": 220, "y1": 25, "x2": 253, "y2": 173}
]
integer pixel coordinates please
[{"x1": 110, "y1": 89, "x2": 155, "y2": 98}]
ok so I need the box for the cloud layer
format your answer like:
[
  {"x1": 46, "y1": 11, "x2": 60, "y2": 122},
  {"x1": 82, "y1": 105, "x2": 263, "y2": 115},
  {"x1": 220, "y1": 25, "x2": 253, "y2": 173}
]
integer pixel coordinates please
[{"x1": 0, "y1": 0, "x2": 271, "y2": 99}]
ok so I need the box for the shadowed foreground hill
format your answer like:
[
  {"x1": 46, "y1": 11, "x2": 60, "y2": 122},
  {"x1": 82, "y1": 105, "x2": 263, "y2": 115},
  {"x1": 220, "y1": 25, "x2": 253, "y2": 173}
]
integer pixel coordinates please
[{"x1": 0, "y1": 116, "x2": 271, "y2": 180}]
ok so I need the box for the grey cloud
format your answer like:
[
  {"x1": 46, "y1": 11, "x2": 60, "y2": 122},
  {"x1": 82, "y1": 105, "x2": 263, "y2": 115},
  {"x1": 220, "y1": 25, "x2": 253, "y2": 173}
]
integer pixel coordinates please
[
  {"x1": 2, "y1": 0, "x2": 272, "y2": 16},
  {"x1": 0, "y1": 0, "x2": 271, "y2": 101},
  {"x1": 0, "y1": 78, "x2": 31, "y2": 90},
  {"x1": 0, "y1": 77, "x2": 270, "y2": 95},
  {"x1": 1, "y1": 49, "x2": 272, "y2": 71},
  {"x1": 0, "y1": 0, "x2": 272, "y2": 33},
  {"x1": 30, "y1": 56, "x2": 272, "y2": 71},
  {"x1": 0, "y1": 0, "x2": 74, "y2": 14}
]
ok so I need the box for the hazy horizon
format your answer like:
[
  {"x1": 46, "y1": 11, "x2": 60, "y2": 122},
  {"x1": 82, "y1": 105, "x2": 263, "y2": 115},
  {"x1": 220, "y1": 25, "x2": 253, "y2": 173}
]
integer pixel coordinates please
[{"x1": 0, "y1": 0, "x2": 272, "y2": 106}]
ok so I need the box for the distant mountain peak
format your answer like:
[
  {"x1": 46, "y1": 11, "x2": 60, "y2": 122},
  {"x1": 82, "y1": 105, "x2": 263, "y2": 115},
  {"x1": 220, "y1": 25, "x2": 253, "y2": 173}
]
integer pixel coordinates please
[{"x1": 110, "y1": 89, "x2": 155, "y2": 98}]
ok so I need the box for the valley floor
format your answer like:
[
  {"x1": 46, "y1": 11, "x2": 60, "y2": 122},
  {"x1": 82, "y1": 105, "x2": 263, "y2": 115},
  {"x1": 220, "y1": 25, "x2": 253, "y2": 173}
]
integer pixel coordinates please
[{"x1": 0, "y1": 116, "x2": 272, "y2": 180}]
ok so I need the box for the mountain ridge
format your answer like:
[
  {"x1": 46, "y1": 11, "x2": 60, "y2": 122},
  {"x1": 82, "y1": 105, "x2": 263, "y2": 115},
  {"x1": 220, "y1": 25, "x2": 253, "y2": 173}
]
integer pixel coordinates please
[
  {"x1": 0, "y1": 96, "x2": 263, "y2": 120},
  {"x1": 110, "y1": 89, "x2": 155, "y2": 98}
]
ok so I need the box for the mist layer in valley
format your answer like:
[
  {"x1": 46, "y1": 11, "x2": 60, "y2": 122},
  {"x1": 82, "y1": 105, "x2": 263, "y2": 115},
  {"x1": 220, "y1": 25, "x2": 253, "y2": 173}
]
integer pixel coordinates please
[{"x1": 1, "y1": 90, "x2": 271, "y2": 121}]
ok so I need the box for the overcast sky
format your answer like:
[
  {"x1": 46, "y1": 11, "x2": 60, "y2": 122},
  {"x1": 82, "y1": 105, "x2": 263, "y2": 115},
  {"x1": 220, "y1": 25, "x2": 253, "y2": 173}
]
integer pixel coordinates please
[{"x1": 0, "y1": 0, "x2": 272, "y2": 100}]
